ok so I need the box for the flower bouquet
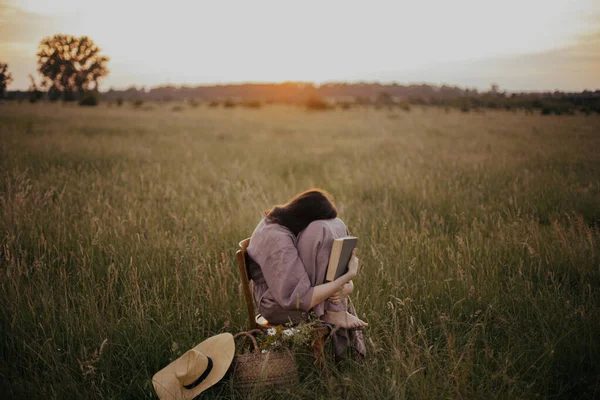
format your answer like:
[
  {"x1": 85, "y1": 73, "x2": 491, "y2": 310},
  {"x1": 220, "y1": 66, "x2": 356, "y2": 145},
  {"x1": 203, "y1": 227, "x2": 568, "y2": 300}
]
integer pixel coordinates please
[{"x1": 259, "y1": 320, "x2": 320, "y2": 353}]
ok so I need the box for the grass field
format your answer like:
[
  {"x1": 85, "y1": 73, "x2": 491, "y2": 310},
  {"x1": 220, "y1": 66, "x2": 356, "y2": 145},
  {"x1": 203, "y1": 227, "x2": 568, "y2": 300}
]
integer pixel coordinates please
[{"x1": 1, "y1": 102, "x2": 599, "y2": 399}]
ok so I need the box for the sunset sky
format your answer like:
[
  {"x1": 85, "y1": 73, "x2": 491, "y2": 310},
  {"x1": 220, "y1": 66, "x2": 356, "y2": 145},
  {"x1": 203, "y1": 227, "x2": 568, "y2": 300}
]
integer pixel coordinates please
[{"x1": 1, "y1": 0, "x2": 599, "y2": 91}]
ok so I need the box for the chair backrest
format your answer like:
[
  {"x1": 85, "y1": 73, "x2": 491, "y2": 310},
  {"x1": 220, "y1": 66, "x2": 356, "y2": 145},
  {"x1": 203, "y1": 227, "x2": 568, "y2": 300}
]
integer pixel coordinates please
[{"x1": 236, "y1": 238, "x2": 257, "y2": 329}]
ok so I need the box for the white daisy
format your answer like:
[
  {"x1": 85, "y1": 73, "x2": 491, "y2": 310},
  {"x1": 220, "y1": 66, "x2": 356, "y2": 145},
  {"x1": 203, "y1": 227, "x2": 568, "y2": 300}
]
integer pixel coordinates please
[
  {"x1": 283, "y1": 329, "x2": 294, "y2": 337},
  {"x1": 267, "y1": 327, "x2": 277, "y2": 336}
]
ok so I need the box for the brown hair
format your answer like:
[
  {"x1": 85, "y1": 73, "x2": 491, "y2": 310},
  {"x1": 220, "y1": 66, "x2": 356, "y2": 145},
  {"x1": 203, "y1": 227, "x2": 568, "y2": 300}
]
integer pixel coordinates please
[{"x1": 264, "y1": 189, "x2": 337, "y2": 236}]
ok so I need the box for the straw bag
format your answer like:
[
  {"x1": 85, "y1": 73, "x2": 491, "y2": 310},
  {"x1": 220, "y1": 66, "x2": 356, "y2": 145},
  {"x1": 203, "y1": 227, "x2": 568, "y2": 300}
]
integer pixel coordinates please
[{"x1": 231, "y1": 329, "x2": 298, "y2": 388}]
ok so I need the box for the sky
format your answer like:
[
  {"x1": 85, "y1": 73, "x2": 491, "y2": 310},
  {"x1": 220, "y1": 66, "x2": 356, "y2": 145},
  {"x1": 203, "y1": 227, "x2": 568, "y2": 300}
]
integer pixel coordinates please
[{"x1": 1, "y1": 0, "x2": 599, "y2": 91}]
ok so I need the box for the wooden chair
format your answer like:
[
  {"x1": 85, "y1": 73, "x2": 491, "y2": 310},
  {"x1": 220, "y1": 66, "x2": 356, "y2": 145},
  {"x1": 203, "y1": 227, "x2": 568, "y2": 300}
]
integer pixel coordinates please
[
  {"x1": 235, "y1": 238, "x2": 264, "y2": 330},
  {"x1": 235, "y1": 238, "x2": 330, "y2": 364}
]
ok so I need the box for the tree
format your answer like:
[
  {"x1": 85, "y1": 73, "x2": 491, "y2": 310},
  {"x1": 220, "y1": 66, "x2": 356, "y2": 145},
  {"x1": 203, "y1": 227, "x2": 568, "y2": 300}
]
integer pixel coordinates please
[
  {"x1": 36, "y1": 34, "x2": 109, "y2": 101},
  {"x1": 0, "y1": 63, "x2": 13, "y2": 99}
]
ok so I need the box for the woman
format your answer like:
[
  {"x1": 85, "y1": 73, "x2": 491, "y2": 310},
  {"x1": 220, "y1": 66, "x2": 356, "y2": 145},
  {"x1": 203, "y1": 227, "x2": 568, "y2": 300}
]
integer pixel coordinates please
[{"x1": 246, "y1": 189, "x2": 367, "y2": 356}]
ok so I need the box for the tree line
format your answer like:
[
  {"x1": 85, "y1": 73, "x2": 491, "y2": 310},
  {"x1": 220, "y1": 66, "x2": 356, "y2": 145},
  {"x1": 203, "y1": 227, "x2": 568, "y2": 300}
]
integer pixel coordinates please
[{"x1": 100, "y1": 83, "x2": 600, "y2": 115}]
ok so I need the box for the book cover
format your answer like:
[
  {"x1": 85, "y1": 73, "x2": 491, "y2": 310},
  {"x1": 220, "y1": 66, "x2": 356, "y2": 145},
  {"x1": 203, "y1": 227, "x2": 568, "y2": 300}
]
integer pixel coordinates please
[{"x1": 326, "y1": 236, "x2": 358, "y2": 281}]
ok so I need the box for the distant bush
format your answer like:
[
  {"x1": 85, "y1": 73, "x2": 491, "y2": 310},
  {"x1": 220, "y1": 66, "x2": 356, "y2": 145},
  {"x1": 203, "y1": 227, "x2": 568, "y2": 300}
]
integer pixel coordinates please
[
  {"x1": 541, "y1": 107, "x2": 552, "y2": 115},
  {"x1": 208, "y1": 100, "x2": 220, "y2": 108},
  {"x1": 171, "y1": 105, "x2": 185, "y2": 112},
  {"x1": 223, "y1": 99, "x2": 237, "y2": 108},
  {"x1": 28, "y1": 92, "x2": 41, "y2": 103},
  {"x1": 460, "y1": 104, "x2": 470, "y2": 113},
  {"x1": 27, "y1": 74, "x2": 44, "y2": 103},
  {"x1": 188, "y1": 99, "x2": 200, "y2": 108},
  {"x1": 376, "y1": 92, "x2": 394, "y2": 106},
  {"x1": 133, "y1": 99, "x2": 144, "y2": 108},
  {"x1": 79, "y1": 91, "x2": 99, "y2": 106},
  {"x1": 63, "y1": 90, "x2": 76, "y2": 102},
  {"x1": 354, "y1": 96, "x2": 372, "y2": 106},
  {"x1": 399, "y1": 102, "x2": 411, "y2": 112},
  {"x1": 116, "y1": 98, "x2": 124, "y2": 107},
  {"x1": 242, "y1": 99, "x2": 262, "y2": 109},
  {"x1": 48, "y1": 86, "x2": 61, "y2": 102},
  {"x1": 28, "y1": 90, "x2": 44, "y2": 104},
  {"x1": 338, "y1": 102, "x2": 352, "y2": 110},
  {"x1": 305, "y1": 96, "x2": 332, "y2": 111}
]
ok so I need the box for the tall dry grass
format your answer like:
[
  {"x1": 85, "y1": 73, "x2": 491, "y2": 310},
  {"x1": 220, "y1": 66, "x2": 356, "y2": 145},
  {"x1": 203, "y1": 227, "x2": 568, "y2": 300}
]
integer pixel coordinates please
[{"x1": 1, "y1": 103, "x2": 599, "y2": 399}]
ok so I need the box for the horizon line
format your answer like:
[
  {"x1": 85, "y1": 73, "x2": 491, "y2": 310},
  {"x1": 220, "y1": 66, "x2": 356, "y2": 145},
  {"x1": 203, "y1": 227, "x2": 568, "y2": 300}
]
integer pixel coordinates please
[
  {"x1": 6, "y1": 79, "x2": 600, "y2": 95},
  {"x1": 82, "y1": 80, "x2": 600, "y2": 94}
]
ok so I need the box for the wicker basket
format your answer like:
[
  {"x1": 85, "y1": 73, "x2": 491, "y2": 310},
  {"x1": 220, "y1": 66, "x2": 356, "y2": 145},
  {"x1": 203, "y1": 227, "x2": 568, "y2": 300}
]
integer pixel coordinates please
[{"x1": 232, "y1": 329, "x2": 299, "y2": 389}]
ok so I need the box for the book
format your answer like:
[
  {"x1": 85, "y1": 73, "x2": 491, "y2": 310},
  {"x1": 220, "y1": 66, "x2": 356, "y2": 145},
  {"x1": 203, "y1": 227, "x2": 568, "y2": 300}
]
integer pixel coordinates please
[{"x1": 325, "y1": 236, "x2": 358, "y2": 282}]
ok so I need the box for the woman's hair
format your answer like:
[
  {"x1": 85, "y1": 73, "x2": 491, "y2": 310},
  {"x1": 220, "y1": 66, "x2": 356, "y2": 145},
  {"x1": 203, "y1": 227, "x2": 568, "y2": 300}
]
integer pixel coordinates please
[{"x1": 264, "y1": 189, "x2": 337, "y2": 236}]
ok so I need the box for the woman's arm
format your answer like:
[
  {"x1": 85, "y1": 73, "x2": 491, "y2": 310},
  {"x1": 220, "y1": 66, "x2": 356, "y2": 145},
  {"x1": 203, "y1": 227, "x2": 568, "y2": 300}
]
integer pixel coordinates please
[
  {"x1": 308, "y1": 249, "x2": 359, "y2": 309},
  {"x1": 328, "y1": 280, "x2": 353, "y2": 305}
]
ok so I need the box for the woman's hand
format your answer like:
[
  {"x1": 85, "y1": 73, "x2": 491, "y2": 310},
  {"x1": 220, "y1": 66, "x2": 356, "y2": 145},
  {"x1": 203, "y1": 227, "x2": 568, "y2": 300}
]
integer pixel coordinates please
[
  {"x1": 309, "y1": 249, "x2": 360, "y2": 309},
  {"x1": 346, "y1": 248, "x2": 359, "y2": 279},
  {"x1": 329, "y1": 280, "x2": 354, "y2": 304}
]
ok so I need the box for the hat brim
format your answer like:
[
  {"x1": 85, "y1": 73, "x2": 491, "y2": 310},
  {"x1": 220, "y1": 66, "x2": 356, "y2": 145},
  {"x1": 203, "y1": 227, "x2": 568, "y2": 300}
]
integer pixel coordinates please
[{"x1": 152, "y1": 333, "x2": 235, "y2": 400}]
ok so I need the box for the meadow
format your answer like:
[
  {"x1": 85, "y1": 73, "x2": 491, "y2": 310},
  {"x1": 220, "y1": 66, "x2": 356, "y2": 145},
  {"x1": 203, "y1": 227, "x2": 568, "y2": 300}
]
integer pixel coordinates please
[{"x1": 0, "y1": 102, "x2": 599, "y2": 399}]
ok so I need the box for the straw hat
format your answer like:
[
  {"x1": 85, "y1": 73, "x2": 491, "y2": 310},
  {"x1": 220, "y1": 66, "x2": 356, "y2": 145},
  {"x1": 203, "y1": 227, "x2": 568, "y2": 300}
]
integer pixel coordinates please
[{"x1": 152, "y1": 333, "x2": 235, "y2": 400}]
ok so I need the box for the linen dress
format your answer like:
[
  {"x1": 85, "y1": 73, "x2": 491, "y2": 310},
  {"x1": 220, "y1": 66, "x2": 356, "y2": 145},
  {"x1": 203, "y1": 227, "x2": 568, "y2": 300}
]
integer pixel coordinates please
[{"x1": 246, "y1": 216, "x2": 366, "y2": 357}]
